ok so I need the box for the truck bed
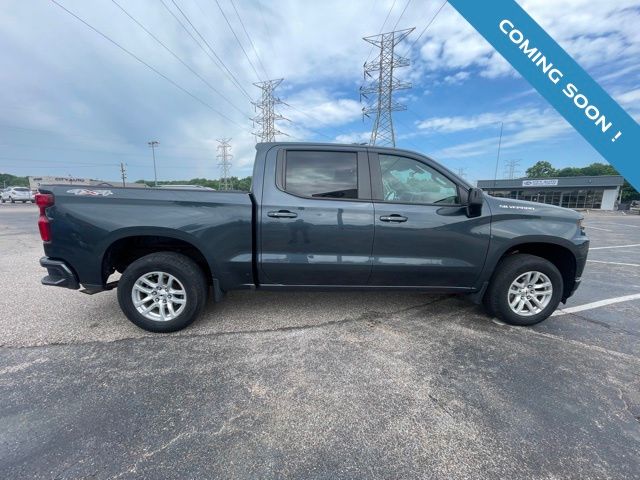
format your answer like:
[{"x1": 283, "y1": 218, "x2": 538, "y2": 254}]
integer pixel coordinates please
[{"x1": 39, "y1": 185, "x2": 254, "y2": 291}]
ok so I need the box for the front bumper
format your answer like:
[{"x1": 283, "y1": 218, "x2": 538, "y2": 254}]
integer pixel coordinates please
[{"x1": 40, "y1": 257, "x2": 80, "y2": 290}]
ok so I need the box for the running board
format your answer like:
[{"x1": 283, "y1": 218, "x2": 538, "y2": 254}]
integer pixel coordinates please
[{"x1": 80, "y1": 281, "x2": 118, "y2": 295}]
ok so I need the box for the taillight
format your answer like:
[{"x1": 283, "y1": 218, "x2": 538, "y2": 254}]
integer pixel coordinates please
[{"x1": 35, "y1": 193, "x2": 54, "y2": 242}]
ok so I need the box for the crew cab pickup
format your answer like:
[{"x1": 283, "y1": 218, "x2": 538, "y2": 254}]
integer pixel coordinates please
[{"x1": 36, "y1": 143, "x2": 589, "y2": 332}]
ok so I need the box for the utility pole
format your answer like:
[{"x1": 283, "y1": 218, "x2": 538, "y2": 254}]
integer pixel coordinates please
[
  {"x1": 216, "y1": 138, "x2": 233, "y2": 190},
  {"x1": 148, "y1": 140, "x2": 159, "y2": 186},
  {"x1": 503, "y1": 159, "x2": 521, "y2": 179},
  {"x1": 120, "y1": 162, "x2": 127, "y2": 187},
  {"x1": 360, "y1": 28, "x2": 414, "y2": 147},
  {"x1": 492, "y1": 122, "x2": 504, "y2": 188},
  {"x1": 253, "y1": 79, "x2": 287, "y2": 142}
]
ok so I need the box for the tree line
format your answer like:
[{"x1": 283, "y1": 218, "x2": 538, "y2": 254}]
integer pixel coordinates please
[{"x1": 135, "y1": 176, "x2": 253, "y2": 191}]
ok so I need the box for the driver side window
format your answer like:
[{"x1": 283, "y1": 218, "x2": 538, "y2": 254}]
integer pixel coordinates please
[{"x1": 379, "y1": 155, "x2": 458, "y2": 205}]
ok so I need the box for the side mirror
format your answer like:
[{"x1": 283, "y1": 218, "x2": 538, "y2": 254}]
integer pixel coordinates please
[{"x1": 466, "y1": 187, "x2": 483, "y2": 217}]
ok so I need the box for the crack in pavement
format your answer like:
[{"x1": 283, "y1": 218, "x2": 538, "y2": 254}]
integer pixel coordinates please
[{"x1": 0, "y1": 296, "x2": 452, "y2": 351}]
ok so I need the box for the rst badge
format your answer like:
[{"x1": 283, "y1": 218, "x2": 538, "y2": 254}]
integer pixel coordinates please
[{"x1": 66, "y1": 189, "x2": 113, "y2": 197}]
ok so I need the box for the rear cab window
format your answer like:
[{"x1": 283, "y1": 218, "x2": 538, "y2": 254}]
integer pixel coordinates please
[{"x1": 282, "y1": 150, "x2": 359, "y2": 199}]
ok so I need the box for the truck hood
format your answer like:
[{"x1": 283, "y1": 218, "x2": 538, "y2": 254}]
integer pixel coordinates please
[{"x1": 485, "y1": 195, "x2": 582, "y2": 220}]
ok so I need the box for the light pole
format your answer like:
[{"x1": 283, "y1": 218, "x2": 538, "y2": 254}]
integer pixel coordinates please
[
  {"x1": 492, "y1": 122, "x2": 504, "y2": 188},
  {"x1": 148, "y1": 141, "x2": 159, "y2": 186}
]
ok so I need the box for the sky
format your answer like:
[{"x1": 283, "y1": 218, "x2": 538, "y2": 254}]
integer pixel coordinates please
[{"x1": 0, "y1": 0, "x2": 638, "y2": 185}]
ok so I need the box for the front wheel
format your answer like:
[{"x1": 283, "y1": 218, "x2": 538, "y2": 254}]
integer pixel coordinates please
[
  {"x1": 484, "y1": 253, "x2": 563, "y2": 326},
  {"x1": 10, "y1": 197, "x2": 14, "y2": 203},
  {"x1": 117, "y1": 252, "x2": 208, "y2": 332}
]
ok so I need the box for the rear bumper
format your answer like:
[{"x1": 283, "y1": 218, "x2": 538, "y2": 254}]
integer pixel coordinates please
[{"x1": 40, "y1": 257, "x2": 80, "y2": 290}]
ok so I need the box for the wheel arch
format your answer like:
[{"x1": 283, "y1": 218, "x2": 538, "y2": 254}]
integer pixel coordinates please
[
  {"x1": 488, "y1": 240, "x2": 577, "y2": 301},
  {"x1": 101, "y1": 229, "x2": 215, "y2": 287}
]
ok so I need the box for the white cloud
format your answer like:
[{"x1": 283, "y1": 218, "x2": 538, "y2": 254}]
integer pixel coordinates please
[
  {"x1": 413, "y1": 0, "x2": 640, "y2": 83},
  {"x1": 284, "y1": 88, "x2": 362, "y2": 127},
  {"x1": 416, "y1": 108, "x2": 545, "y2": 134},
  {"x1": 335, "y1": 131, "x2": 370, "y2": 144},
  {"x1": 423, "y1": 107, "x2": 572, "y2": 159}
]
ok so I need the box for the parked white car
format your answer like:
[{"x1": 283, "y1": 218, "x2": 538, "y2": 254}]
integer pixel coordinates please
[{"x1": 1, "y1": 186, "x2": 34, "y2": 203}]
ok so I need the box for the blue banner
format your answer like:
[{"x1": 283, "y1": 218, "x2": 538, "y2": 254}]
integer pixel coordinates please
[{"x1": 447, "y1": 0, "x2": 640, "y2": 190}]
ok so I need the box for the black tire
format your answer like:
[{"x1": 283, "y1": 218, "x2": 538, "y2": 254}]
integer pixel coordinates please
[
  {"x1": 117, "y1": 252, "x2": 208, "y2": 333},
  {"x1": 10, "y1": 197, "x2": 14, "y2": 204},
  {"x1": 484, "y1": 253, "x2": 563, "y2": 326},
  {"x1": 1, "y1": 198, "x2": 4, "y2": 203}
]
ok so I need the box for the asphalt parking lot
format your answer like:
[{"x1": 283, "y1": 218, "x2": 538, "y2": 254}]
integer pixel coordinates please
[{"x1": 1, "y1": 203, "x2": 639, "y2": 479}]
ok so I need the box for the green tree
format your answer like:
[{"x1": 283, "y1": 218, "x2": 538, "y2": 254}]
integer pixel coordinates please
[
  {"x1": 525, "y1": 161, "x2": 639, "y2": 202},
  {"x1": 525, "y1": 161, "x2": 557, "y2": 178},
  {"x1": 0, "y1": 173, "x2": 29, "y2": 188}
]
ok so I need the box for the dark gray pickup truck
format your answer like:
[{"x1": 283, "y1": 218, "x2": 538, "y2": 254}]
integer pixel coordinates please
[{"x1": 36, "y1": 142, "x2": 589, "y2": 332}]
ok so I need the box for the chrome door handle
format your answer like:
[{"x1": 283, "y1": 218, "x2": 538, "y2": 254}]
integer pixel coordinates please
[
  {"x1": 380, "y1": 214, "x2": 408, "y2": 223},
  {"x1": 268, "y1": 210, "x2": 298, "y2": 219}
]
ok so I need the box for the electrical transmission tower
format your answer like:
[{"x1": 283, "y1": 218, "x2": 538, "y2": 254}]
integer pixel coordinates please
[
  {"x1": 503, "y1": 159, "x2": 521, "y2": 179},
  {"x1": 456, "y1": 167, "x2": 467, "y2": 179},
  {"x1": 217, "y1": 138, "x2": 233, "y2": 190},
  {"x1": 360, "y1": 28, "x2": 414, "y2": 147},
  {"x1": 253, "y1": 79, "x2": 287, "y2": 142}
]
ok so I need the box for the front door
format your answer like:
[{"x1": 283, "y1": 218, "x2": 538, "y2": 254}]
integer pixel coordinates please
[
  {"x1": 368, "y1": 152, "x2": 491, "y2": 288},
  {"x1": 259, "y1": 147, "x2": 374, "y2": 285}
]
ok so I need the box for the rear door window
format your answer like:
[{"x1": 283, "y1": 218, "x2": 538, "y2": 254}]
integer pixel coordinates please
[{"x1": 284, "y1": 151, "x2": 358, "y2": 199}]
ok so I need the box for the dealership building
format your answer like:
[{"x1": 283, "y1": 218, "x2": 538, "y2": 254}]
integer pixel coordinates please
[{"x1": 476, "y1": 176, "x2": 625, "y2": 210}]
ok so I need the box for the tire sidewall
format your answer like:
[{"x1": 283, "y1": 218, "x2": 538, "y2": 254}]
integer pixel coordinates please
[
  {"x1": 117, "y1": 254, "x2": 206, "y2": 333},
  {"x1": 490, "y1": 255, "x2": 563, "y2": 326}
]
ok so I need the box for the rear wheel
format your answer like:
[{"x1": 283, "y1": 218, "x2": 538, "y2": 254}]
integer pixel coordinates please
[
  {"x1": 10, "y1": 197, "x2": 14, "y2": 203},
  {"x1": 484, "y1": 254, "x2": 563, "y2": 326},
  {"x1": 117, "y1": 252, "x2": 208, "y2": 332}
]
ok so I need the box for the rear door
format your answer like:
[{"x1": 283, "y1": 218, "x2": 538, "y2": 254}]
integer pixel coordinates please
[
  {"x1": 368, "y1": 151, "x2": 491, "y2": 288},
  {"x1": 259, "y1": 146, "x2": 374, "y2": 285}
]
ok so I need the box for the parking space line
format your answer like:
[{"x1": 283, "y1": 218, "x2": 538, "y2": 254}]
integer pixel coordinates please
[
  {"x1": 608, "y1": 223, "x2": 640, "y2": 228},
  {"x1": 585, "y1": 225, "x2": 612, "y2": 232},
  {"x1": 552, "y1": 293, "x2": 640, "y2": 316},
  {"x1": 587, "y1": 222, "x2": 640, "y2": 229},
  {"x1": 590, "y1": 244, "x2": 640, "y2": 250},
  {"x1": 587, "y1": 260, "x2": 640, "y2": 267}
]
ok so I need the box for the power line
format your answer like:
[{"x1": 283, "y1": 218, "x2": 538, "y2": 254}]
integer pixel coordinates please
[
  {"x1": 379, "y1": 0, "x2": 398, "y2": 35},
  {"x1": 361, "y1": 28, "x2": 415, "y2": 147},
  {"x1": 409, "y1": 0, "x2": 448, "y2": 50},
  {"x1": 49, "y1": 0, "x2": 244, "y2": 127},
  {"x1": 365, "y1": 0, "x2": 398, "y2": 63},
  {"x1": 392, "y1": 0, "x2": 413, "y2": 30},
  {"x1": 110, "y1": 0, "x2": 249, "y2": 118},
  {"x1": 213, "y1": 0, "x2": 262, "y2": 81},
  {"x1": 162, "y1": 0, "x2": 253, "y2": 100},
  {"x1": 229, "y1": 0, "x2": 269, "y2": 79},
  {"x1": 256, "y1": 0, "x2": 276, "y2": 58}
]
